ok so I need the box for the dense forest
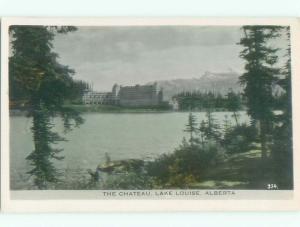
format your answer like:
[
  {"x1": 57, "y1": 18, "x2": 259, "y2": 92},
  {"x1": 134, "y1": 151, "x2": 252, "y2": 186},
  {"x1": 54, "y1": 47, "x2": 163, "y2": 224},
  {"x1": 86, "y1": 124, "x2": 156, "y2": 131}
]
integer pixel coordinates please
[{"x1": 173, "y1": 90, "x2": 244, "y2": 111}]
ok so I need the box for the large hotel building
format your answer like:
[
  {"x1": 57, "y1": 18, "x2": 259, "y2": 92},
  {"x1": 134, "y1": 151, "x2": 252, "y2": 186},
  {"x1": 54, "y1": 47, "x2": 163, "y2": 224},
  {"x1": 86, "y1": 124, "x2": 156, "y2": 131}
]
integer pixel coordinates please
[{"x1": 82, "y1": 83, "x2": 163, "y2": 107}]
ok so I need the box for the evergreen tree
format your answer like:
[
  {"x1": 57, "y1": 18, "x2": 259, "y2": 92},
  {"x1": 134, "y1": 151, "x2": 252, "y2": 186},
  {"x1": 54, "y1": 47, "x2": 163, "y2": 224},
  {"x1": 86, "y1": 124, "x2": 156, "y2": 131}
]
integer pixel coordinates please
[
  {"x1": 184, "y1": 113, "x2": 198, "y2": 145},
  {"x1": 222, "y1": 115, "x2": 232, "y2": 135},
  {"x1": 199, "y1": 120, "x2": 207, "y2": 148},
  {"x1": 226, "y1": 89, "x2": 241, "y2": 125},
  {"x1": 198, "y1": 110, "x2": 221, "y2": 143},
  {"x1": 239, "y1": 26, "x2": 281, "y2": 160},
  {"x1": 67, "y1": 79, "x2": 90, "y2": 103},
  {"x1": 9, "y1": 26, "x2": 83, "y2": 189},
  {"x1": 271, "y1": 27, "x2": 293, "y2": 188},
  {"x1": 173, "y1": 91, "x2": 232, "y2": 111},
  {"x1": 205, "y1": 110, "x2": 221, "y2": 141}
]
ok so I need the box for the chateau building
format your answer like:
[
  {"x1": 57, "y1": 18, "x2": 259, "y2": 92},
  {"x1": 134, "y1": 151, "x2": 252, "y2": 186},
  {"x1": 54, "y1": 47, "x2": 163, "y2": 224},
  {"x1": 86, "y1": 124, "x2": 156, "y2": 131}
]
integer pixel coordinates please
[
  {"x1": 82, "y1": 83, "x2": 163, "y2": 107},
  {"x1": 119, "y1": 83, "x2": 163, "y2": 107},
  {"x1": 82, "y1": 84, "x2": 119, "y2": 105}
]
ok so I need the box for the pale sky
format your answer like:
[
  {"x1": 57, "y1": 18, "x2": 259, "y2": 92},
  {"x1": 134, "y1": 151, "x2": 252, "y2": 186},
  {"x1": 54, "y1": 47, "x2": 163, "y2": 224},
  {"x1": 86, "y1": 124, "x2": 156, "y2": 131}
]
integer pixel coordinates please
[{"x1": 53, "y1": 26, "x2": 287, "y2": 91}]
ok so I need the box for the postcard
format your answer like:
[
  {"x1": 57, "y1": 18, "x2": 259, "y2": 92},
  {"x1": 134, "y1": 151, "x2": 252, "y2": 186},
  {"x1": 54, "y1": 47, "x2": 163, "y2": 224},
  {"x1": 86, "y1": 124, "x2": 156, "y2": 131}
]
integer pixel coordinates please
[{"x1": 1, "y1": 17, "x2": 300, "y2": 212}]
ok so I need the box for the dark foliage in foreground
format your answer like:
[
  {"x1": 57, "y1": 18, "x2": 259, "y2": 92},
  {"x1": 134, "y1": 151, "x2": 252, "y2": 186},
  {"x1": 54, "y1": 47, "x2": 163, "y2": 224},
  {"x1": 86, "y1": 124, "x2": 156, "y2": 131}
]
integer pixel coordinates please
[
  {"x1": 10, "y1": 26, "x2": 84, "y2": 189},
  {"x1": 146, "y1": 142, "x2": 218, "y2": 188},
  {"x1": 222, "y1": 123, "x2": 257, "y2": 154}
]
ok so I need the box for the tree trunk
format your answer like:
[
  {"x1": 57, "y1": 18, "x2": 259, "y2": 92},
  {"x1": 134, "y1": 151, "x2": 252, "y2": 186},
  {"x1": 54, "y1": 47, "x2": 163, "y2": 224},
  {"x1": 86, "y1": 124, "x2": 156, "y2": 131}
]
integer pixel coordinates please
[{"x1": 259, "y1": 120, "x2": 268, "y2": 160}]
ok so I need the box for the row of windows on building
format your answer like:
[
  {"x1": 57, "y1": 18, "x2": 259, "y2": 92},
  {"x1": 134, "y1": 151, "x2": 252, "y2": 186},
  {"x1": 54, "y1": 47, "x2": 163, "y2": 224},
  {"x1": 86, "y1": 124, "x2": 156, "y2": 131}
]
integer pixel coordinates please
[{"x1": 82, "y1": 83, "x2": 164, "y2": 107}]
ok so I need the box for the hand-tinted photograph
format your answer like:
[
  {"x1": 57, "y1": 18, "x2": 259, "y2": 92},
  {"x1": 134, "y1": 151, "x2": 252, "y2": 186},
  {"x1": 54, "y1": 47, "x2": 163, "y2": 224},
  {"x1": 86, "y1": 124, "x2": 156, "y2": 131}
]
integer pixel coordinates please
[{"x1": 9, "y1": 24, "x2": 293, "y2": 191}]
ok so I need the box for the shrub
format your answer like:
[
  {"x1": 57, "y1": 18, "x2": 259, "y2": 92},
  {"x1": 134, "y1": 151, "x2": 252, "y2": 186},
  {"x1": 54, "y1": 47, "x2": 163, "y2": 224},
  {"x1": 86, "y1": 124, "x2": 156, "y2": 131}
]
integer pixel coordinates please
[
  {"x1": 222, "y1": 123, "x2": 257, "y2": 154},
  {"x1": 146, "y1": 143, "x2": 219, "y2": 188}
]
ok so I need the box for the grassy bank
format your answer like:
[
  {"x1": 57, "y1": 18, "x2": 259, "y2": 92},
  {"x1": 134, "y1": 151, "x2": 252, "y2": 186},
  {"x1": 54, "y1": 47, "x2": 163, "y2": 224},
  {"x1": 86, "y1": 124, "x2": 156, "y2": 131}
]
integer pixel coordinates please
[{"x1": 51, "y1": 149, "x2": 272, "y2": 190}]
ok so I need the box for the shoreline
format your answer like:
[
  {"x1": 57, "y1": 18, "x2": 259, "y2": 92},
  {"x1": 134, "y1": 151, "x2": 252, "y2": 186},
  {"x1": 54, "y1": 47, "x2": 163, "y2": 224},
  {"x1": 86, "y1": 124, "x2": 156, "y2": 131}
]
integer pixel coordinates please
[{"x1": 9, "y1": 105, "x2": 246, "y2": 116}]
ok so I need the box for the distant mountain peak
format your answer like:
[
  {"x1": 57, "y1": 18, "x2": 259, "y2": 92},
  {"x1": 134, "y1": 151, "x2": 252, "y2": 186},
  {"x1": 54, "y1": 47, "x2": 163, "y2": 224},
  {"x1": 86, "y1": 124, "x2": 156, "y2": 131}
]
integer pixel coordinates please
[{"x1": 147, "y1": 70, "x2": 241, "y2": 101}]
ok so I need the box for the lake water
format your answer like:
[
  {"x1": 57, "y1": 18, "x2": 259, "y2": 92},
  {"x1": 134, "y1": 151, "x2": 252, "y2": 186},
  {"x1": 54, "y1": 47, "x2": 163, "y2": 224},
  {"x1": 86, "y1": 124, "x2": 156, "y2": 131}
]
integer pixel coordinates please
[{"x1": 10, "y1": 111, "x2": 250, "y2": 189}]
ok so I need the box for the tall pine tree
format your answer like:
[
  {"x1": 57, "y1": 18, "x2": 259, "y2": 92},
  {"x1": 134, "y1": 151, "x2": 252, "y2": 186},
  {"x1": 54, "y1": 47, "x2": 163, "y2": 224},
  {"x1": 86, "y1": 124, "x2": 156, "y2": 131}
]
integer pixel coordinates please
[
  {"x1": 271, "y1": 27, "x2": 293, "y2": 188},
  {"x1": 10, "y1": 26, "x2": 83, "y2": 189},
  {"x1": 184, "y1": 113, "x2": 198, "y2": 145},
  {"x1": 239, "y1": 26, "x2": 281, "y2": 160},
  {"x1": 226, "y1": 90, "x2": 242, "y2": 126}
]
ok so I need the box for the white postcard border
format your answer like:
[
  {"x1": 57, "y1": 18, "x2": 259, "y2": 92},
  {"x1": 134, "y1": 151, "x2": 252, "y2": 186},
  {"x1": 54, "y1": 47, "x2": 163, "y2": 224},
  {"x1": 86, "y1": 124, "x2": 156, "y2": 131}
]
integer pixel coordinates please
[{"x1": 1, "y1": 17, "x2": 300, "y2": 212}]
